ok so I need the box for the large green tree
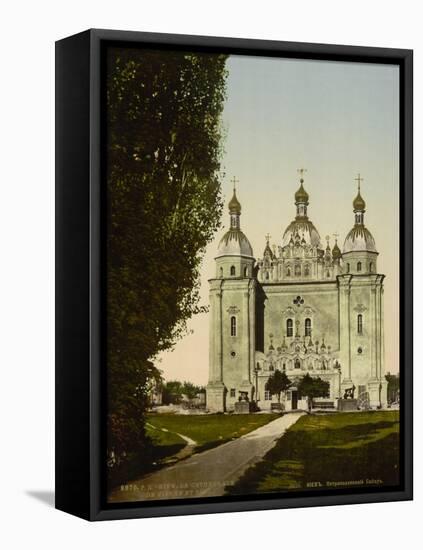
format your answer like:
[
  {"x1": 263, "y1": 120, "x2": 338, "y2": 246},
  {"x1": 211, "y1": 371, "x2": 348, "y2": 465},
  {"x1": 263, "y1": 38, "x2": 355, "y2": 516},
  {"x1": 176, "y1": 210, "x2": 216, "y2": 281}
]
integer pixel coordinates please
[
  {"x1": 106, "y1": 47, "x2": 228, "y2": 468},
  {"x1": 265, "y1": 370, "x2": 292, "y2": 402},
  {"x1": 297, "y1": 373, "x2": 330, "y2": 411}
]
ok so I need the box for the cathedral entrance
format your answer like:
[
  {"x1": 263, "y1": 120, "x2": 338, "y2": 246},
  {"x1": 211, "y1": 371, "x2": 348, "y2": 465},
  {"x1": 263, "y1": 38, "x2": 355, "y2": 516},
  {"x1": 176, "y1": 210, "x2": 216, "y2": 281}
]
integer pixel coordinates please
[{"x1": 291, "y1": 390, "x2": 298, "y2": 410}]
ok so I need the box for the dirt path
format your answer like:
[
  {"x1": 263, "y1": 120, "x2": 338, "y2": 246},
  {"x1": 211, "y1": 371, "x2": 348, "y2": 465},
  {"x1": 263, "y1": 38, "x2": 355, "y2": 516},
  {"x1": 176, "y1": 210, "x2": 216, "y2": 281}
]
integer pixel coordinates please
[{"x1": 109, "y1": 412, "x2": 304, "y2": 502}]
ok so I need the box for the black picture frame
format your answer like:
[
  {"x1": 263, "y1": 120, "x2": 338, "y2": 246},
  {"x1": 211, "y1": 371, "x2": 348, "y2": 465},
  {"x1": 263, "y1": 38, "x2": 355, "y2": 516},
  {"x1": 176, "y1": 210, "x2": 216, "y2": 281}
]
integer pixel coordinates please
[{"x1": 55, "y1": 28, "x2": 413, "y2": 521}]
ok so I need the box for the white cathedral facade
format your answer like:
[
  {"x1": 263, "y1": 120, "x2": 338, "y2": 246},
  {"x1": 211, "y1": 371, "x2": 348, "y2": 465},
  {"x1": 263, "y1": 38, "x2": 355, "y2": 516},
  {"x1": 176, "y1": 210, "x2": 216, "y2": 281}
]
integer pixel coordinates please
[{"x1": 206, "y1": 173, "x2": 388, "y2": 412}]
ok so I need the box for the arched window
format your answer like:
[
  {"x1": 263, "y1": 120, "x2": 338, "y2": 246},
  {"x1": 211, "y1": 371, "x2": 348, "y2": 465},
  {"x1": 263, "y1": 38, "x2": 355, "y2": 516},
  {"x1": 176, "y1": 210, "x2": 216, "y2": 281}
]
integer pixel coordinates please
[
  {"x1": 357, "y1": 261, "x2": 362, "y2": 272},
  {"x1": 294, "y1": 358, "x2": 301, "y2": 369},
  {"x1": 230, "y1": 265, "x2": 236, "y2": 276},
  {"x1": 369, "y1": 262, "x2": 373, "y2": 273},
  {"x1": 286, "y1": 266, "x2": 291, "y2": 277},
  {"x1": 286, "y1": 318, "x2": 293, "y2": 337},
  {"x1": 304, "y1": 265, "x2": 310, "y2": 276},
  {"x1": 305, "y1": 318, "x2": 312, "y2": 337},
  {"x1": 357, "y1": 314, "x2": 363, "y2": 335},
  {"x1": 244, "y1": 266, "x2": 248, "y2": 277},
  {"x1": 295, "y1": 264, "x2": 301, "y2": 276},
  {"x1": 219, "y1": 267, "x2": 223, "y2": 278},
  {"x1": 230, "y1": 316, "x2": 237, "y2": 336},
  {"x1": 326, "y1": 270, "x2": 330, "y2": 278},
  {"x1": 346, "y1": 263, "x2": 350, "y2": 273},
  {"x1": 265, "y1": 271, "x2": 269, "y2": 280}
]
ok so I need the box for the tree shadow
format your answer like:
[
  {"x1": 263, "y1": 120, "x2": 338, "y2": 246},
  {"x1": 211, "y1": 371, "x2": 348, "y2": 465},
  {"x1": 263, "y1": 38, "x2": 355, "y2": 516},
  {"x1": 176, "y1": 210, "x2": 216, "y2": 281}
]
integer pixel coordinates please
[{"x1": 26, "y1": 490, "x2": 55, "y2": 508}]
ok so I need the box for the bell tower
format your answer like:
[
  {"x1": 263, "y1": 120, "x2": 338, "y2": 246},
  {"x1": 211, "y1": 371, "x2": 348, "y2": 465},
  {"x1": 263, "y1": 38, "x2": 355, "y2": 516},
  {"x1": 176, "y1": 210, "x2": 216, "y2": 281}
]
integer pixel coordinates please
[
  {"x1": 339, "y1": 175, "x2": 387, "y2": 407},
  {"x1": 207, "y1": 180, "x2": 256, "y2": 412}
]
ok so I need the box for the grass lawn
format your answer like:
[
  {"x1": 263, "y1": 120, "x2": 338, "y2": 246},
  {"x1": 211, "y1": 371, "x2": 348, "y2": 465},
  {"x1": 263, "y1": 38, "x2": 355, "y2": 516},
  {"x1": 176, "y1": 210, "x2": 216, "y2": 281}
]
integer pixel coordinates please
[
  {"x1": 109, "y1": 413, "x2": 279, "y2": 489},
  {"x1": 227, "y1": 411, "x2": 400, "y2": 495},
  {"x1": 146, "y1": 413, "x2": 279, "y2": 454}
]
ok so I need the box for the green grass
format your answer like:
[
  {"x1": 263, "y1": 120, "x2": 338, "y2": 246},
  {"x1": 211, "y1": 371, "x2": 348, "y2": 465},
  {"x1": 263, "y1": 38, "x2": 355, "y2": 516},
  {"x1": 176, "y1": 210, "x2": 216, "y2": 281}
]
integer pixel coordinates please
[
  {"x1": 145, "y1": 422, "x2": 186, "y2": 454},
  {"x1": 227, "y1": 411, "x2": 400, "y2": 495},
  {"x1": 110, "y1": 413, "x2": 279, "y2": 489},
  {"x1": 146, "y1": 413, "x2": 279, "y2": 453}
]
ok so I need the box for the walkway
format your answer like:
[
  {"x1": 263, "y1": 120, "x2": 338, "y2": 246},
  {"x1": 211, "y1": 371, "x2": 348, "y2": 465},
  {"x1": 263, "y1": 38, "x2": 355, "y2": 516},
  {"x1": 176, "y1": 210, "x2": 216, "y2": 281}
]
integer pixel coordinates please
[{"x1": 109, "y1": 411, "x2": 304, "y2": 502}]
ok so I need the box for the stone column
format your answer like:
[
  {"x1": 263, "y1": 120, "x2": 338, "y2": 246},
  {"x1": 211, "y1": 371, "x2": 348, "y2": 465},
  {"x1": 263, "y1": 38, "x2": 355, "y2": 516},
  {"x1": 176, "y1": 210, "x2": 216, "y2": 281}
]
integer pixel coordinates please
[
  {"x1": 339, "y1": 276, "x2": 352, "y2": 385},
  {"x1": 370, "y1": 285, "x2": 377, "y2": 379},
  {"x1": 243, "y1": 290, "x2": 250, "y2": 384},
  {"x1": 208, "y1": 288, "x2": 223, "y2": 383},
  {"x1": 368, "y1": 281, "x2": 382, "y2": 407},
  {"x1": 249, "y1": 281, "x2": 256, "y2": 396},
  {"x1": 206, "y1": 283, "x2": 225, "y2": 412}
]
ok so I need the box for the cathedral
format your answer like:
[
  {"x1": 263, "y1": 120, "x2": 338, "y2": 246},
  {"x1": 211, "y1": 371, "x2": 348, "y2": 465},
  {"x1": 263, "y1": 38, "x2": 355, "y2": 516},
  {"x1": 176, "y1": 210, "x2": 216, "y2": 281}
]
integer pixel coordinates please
[{"x1": 206, "y1": 171, "x2": 387, "y2": 412}]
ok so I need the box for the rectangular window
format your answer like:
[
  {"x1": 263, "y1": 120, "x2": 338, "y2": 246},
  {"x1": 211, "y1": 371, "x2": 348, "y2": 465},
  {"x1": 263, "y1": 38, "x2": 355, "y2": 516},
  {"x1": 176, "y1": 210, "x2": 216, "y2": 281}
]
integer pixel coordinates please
[
  {"x1": 230, "y1": 388, "x2": 236, "y2": 398},
  {"x1": 264, "y1": 390, "x2": 271, "y2": 400},
  {"x1": 230, "y1": 316, "x2": 237, "y2": 336},
  {"x1": 286, "y1": 318, "x2": 293, "y2": 337}
]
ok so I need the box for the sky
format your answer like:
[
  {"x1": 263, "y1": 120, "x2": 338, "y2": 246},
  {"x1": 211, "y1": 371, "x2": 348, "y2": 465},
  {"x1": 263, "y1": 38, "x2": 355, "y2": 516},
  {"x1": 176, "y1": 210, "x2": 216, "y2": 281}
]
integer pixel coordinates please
[{"x1": 157, "y1": 55, "x2": 400, "y2": 385}]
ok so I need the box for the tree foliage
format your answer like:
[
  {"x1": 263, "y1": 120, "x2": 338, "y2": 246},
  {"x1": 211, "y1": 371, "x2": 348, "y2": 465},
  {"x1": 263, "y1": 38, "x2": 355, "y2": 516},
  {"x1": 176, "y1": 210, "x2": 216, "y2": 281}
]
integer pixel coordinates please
[
  {"x1": 297, "y1": 373, "x2": 330, "y2": 410},
  {"x1": 106, "y1": 46, "x2": 228, "y2": 465},
  {"x1": 385, "y1": 373, "x2": 400, "y2": 403},
  {"x1": 265, "y1": 370, "x2": 292, "y2": 402},
  {"x1": 162, "y1": 380, "x2": 205, "y2": 404}
]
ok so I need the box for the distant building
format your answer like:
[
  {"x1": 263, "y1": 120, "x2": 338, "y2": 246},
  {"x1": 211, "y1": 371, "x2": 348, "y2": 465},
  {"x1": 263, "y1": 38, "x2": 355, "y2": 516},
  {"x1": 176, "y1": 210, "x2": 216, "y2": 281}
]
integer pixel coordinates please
[
  {"x1": 147, "y1": 380, "x2": 163, "y2": 407},
  {"x1": 207, "y1": 173, "x2": 387, "y2": 412}
]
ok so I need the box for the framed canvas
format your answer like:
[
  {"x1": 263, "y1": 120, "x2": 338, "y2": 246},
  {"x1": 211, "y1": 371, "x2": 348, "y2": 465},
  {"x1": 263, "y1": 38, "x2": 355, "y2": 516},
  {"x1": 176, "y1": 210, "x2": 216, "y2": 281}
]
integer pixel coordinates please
[{"x1": 55, "y1": 29, "x2": 413, "y2": 521}]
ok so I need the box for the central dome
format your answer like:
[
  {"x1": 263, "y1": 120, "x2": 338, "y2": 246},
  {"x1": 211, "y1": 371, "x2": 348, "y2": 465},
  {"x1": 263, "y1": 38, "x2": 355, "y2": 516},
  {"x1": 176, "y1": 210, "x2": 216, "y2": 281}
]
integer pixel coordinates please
[
  {"x1": 282, "y1": 219, "x2": 321, "y2": 248},
  {"x1": 216, "y1": 229, "x2": 254, "y2": 258}
]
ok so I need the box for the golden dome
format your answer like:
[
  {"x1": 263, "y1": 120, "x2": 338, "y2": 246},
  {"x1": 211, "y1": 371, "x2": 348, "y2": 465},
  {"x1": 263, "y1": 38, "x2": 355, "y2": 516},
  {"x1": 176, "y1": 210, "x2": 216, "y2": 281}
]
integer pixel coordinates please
[
  {"x1": 353, "y1": 190, "x2": 366, "y2": 211},
  {"x1": 295, "y1": 181, "x2": 309, "y2": 204},
  {"x1": 228, "y1": 189, "x2": 241, "y2": 214}
]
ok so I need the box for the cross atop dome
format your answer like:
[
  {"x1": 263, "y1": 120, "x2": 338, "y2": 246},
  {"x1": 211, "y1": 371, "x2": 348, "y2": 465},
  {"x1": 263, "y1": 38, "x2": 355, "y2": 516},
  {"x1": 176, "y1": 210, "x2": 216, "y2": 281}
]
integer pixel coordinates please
[
  {"x1": 353, "y1": 173, "x2": 366, "y2": 213},
  {"x1": 230, "y1": 176, "x2": 239, "y2": 193},
  {"x1": 228, "y1": 177, "x2": 241, "y2": 217},
  {"x1": 297, "y1": 167, "x2": 307, "y2": 183}
]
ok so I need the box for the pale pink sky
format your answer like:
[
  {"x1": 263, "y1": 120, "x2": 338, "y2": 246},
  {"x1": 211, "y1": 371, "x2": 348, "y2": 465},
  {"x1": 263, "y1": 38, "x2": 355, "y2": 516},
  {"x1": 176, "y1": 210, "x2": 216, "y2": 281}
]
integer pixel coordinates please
[{"x1": 157, "y1": 56, "x2": 399, "y2": 385}]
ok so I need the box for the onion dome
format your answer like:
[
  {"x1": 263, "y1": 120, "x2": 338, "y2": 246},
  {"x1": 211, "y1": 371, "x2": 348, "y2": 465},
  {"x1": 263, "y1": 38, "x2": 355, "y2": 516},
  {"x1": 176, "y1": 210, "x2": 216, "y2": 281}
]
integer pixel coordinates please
[
  {"x1": 332, "y1": 239, "x2": 342, "y2": 260},
  {"x1": 228, "y1": 189, "x2": 241, "y2": 214},
  {"x1": 343, "y1": 174, "x2": 377, "y2": 253},
  {"x1": 283, "y1": 171, "x2": 321, "y2": 247},
  {"x1": 216, "y1": 184, "x2": 254, "y2": 258},
  {"x1": 295, "y1": 181, "x2": 309, "y2": 204},
  {"x1": 343, "y1": 226, "x2": 377, "y2": 253},
  {"x1": 353, "y1": 190, "x2": 366, "y2": 212}
]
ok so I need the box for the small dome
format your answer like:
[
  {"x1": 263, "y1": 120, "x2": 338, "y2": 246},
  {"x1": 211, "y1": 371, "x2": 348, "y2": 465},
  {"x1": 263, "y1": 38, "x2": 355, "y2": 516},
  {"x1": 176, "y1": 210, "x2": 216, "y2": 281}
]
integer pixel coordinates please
[
  {"x1": 228, "y1": 189, "x2": 241, "y2": 214},
  {"x1": 216, "y1": 229, "x2": 254, "y2": 258},
  {"x1": 282, "y1": 219, "x2": 321, "y2": 248},
  {"x1": 295, "y1": 181, "x2": 309, "y2": 204},
  {"x1": 332, "y1": 240, "x2": 342, "y2": 260},
  {"x1": 353, "y1": 191, "x2": 366, "y2": 211},
  {"x1": 263, "y1": 241, "x2": 274, "y2": 259},
  {"x1": 343, "y1": 226, "x2": 377, "y2": 253}
]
